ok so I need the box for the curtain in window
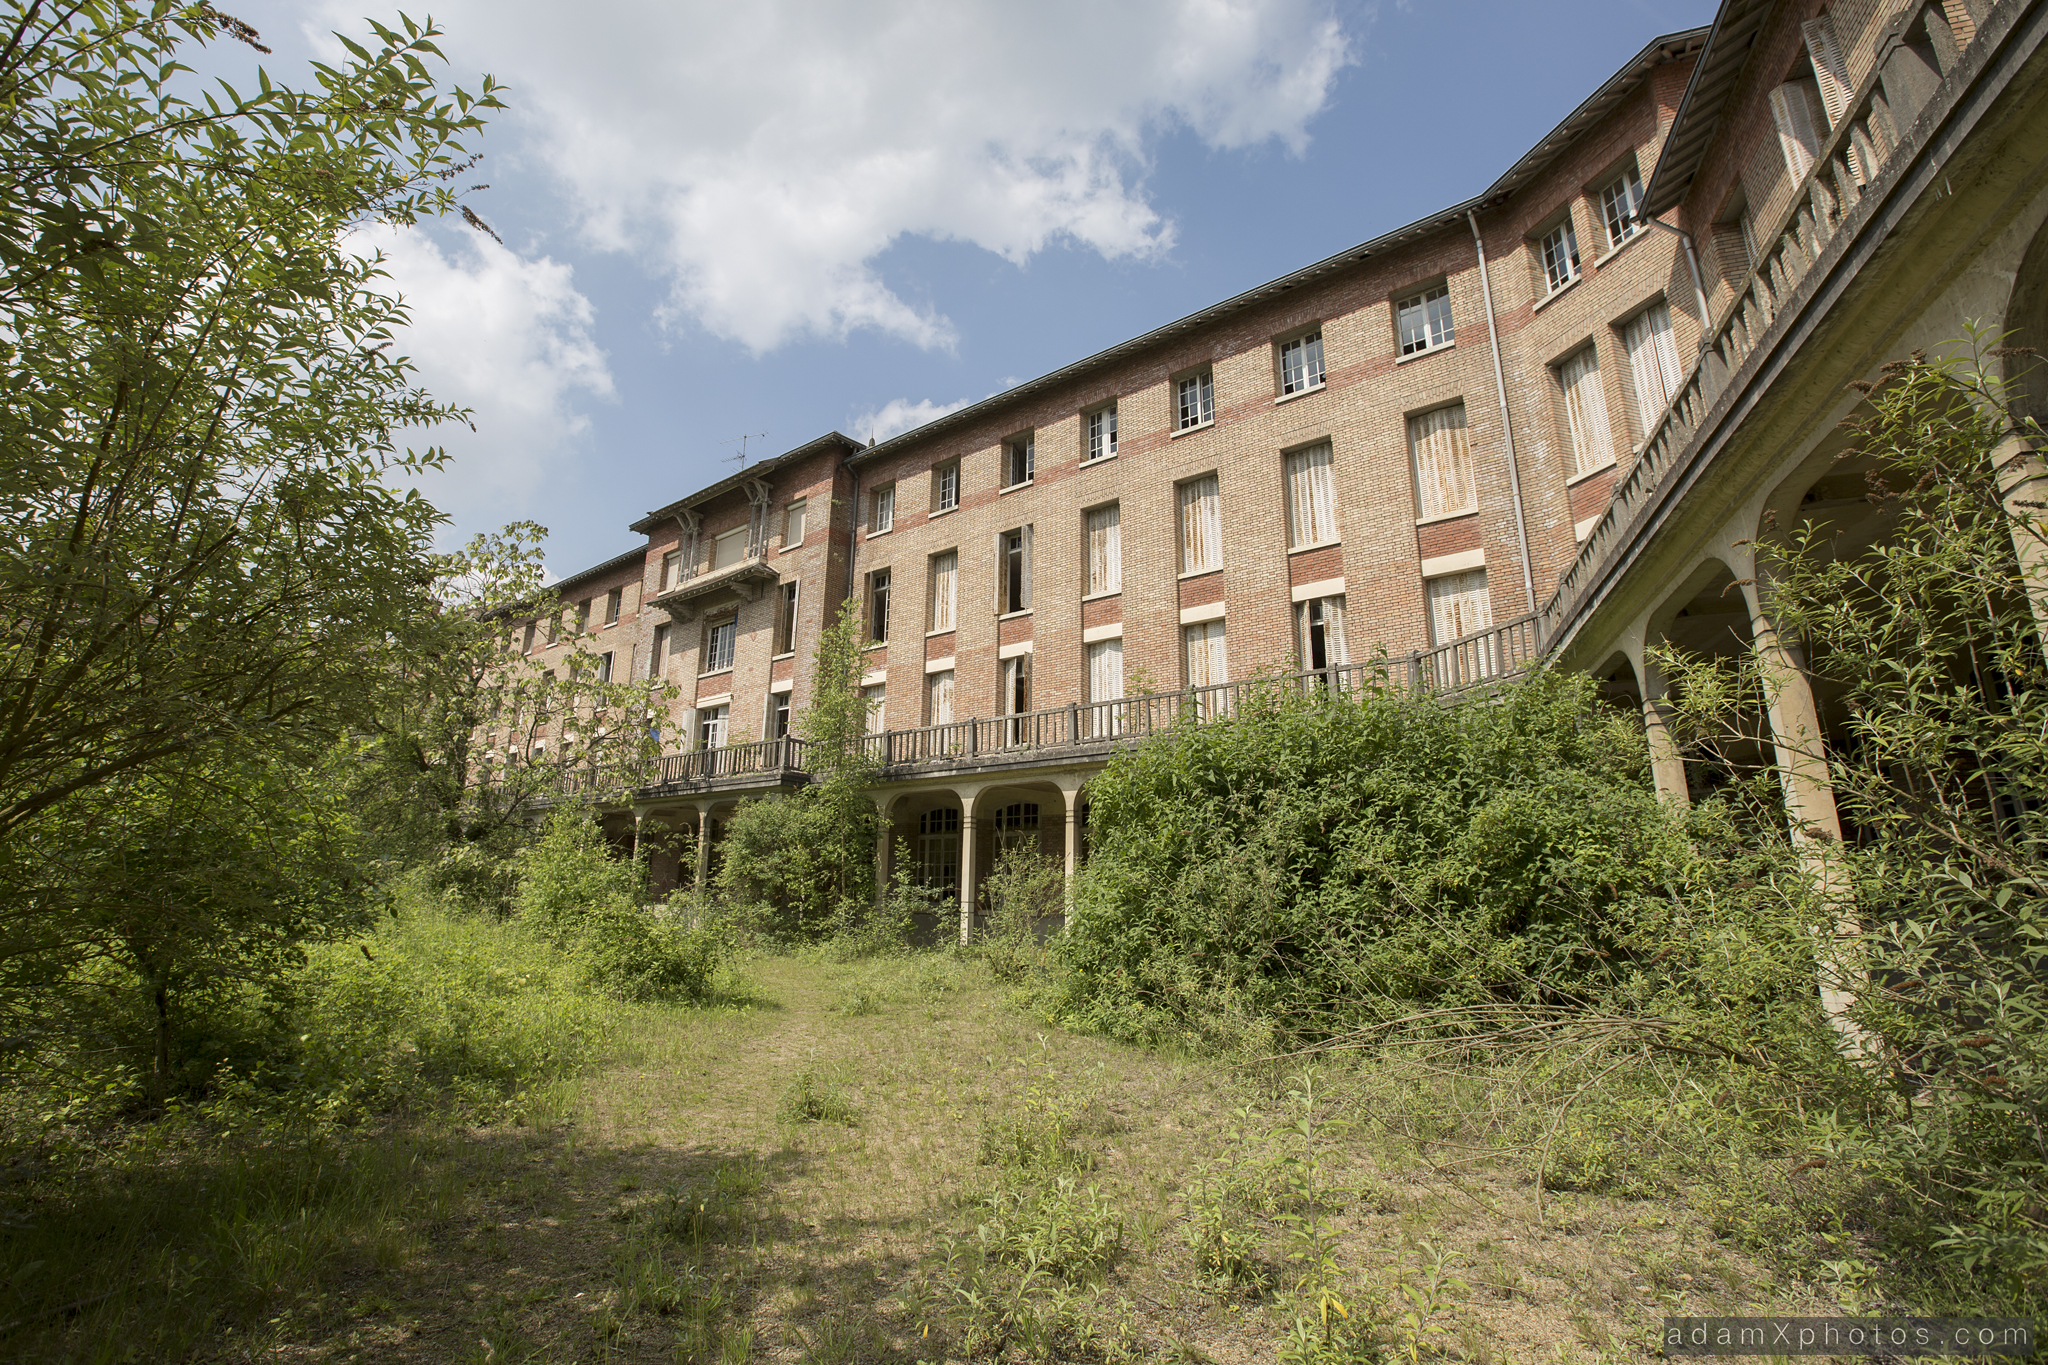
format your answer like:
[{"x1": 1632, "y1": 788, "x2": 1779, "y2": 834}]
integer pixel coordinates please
[
  {"x1": 862, "y1": 684, "x2": 886, "y2": 735},
  {"x1": 1085, "y1": 505, "x2": 1121, "y2": 595},
  {"x1": 1623, "y1": 304, "x2": 1684, "y2": 437},
  {"x1": 1426, "y1": 570, "x2": 1492, "y2": 646},
  {"x1": 1409, "y1": 405, "x2": 1474, "y2": 518},
  {"x1": 1185, "y1": 621, "x2": 1228, "y2": 719},
  {"x1": 929, "y1": 551, "x2": 957, "y2": 632},
  {"x1": 1558, "y1": 347, "x2": 1614, "y2": 476},
  {"x1": 1285, "y1": 444, "x2": 1338, "y2": 548},
  {"x1": 1086, "y1": 638, "x2": 1123, "y2": 738},
  {"x1": 1180, "y1": 476, "x2": 1221, "y2": 573},
  {"x1": 927, "y1": 669, "x2": 954, "y2": 727}
]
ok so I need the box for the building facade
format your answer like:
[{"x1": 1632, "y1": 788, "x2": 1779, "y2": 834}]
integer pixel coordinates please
[{"x1": 507, "y1": 0, "x2": 2048, "y2": 936}]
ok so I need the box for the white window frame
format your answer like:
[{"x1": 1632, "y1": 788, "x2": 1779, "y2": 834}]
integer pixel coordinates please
[
  {"x1": 697, "y1": 704, "x2": 729, "y2": 751},
  {"x1": 1396, "y1": 284, "x2": 1455, "y2": 356},
  {"x1": 783, "y1": 499, "x2": 806, "y2": 548},
  {"x1": 870, "y1": 483, "x2": 895, "y2": 534},
  {"x1": 1176, "y1": 370, "x2": 1215, "y2": 431},
  {"x1": 661, "y1": 549, "x2": 684, "y2": 591},
  {"x1": 868, "y1": 568, "x2": 892, "y2": 643},
  {"x1": 712, "y1": 525, "x2": 750, "y2": 571},
  {"x1": 1622, "y1": 301, "x2": 1685, "y2": 439},
  {"x1": 933, "y1": 461, "x2": 960, "y2": 512},
  {"x1": 862, "y1": 683, "x2": 887, "y2": 735},
  {"x1": 702, "y1": 616, "x2": 737, "y2": 674},
  {"x1": 1085, "y1": 404, "x2": 1118, "y2": 462},
  {"x1": 774, "y1": 580, "x2": 800, "y2": 656},
  {"x1": 1539, "y1": 216, "x2": 1581, "y2": 295},
  {"x1": 1556, "y1": 345, "x2": 1616, "y2": 478},
  {"x1": 997, "y1": 527, "x2": 1032, "y2": 615},
  {"x1": 1278, "y1": 331, "x2": 1325, "y2": 396},
  {"x1": 926, "y1": 669, "x2": 955, "y2": 727},
  {"x1": 1408, "y1": 404, "x2": 1476, "y2": 520},
  {"x1": 1425, "y1": 569, "x2": 1492, "y2": 647},
  {"x1": 928, "y1": 550, "x2": 958, "y2": 633},
  {"x1": 1004, "y1": 434, "x2": 1035, "y2": 488},
  {"x1": 1284, "y1": 444, "x2": 1339, "y2": 549},
  {"x1": 1297, "y1": 595, "x2": 1348, "y2": 671},
  {"x1": 1598, "y1": 165, "x2": 1645, "y2": 250},
  {"x1": 1178, "y1": 474, "x2": 1221, "y2": 575}
]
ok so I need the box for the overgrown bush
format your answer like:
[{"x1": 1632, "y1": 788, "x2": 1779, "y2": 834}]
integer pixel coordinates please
[
  {"x1": 515, "y1": 807, "x2": 723, "y2": 1002},
  {"x1": 980, "y1": 846, "x2": 1064, "y2": 983},
  {"x1": 424, "y1": 841, "x2": 520, "y2": 917}
]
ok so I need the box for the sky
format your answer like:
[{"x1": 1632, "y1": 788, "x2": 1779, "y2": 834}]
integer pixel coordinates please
[{"x1": 215, "y1": 0, "x2": 1720, "y2": 577}]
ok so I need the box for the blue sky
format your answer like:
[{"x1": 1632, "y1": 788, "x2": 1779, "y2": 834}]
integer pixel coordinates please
[{"x1": 222, "y1": 0, "x2": 1718, "y2": 576}]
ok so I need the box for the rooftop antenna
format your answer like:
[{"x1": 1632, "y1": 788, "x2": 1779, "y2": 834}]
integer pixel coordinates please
[{"x1": 721, "y1": 432, "x2": 768, "y2": 471}]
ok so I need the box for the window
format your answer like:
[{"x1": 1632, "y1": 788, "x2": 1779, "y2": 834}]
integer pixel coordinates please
[
  {"x1": 1557, "y1": 346, "x2": 1615, "y2": 477},
  {"x1": 784, "y1": 499, "x2": 806, "y2": 548},
  {"x1": 575, "y1": 598, "x2": 592, "y2": 632},
  {"x1": 993, "y1": 802, "x2": 1040, "y2": 854},
  {"x1": 697, "y1": 704, "x2": 728, "y2": 750},
  {"x1": 604, "y1": 587, "x2": 622, "y2": 625},
  {"x1": 862, "y1": 683, "x2": 887, "y2": 734},
  {"x1": 1539, "y1": 217, "x2": 1581, "y2": 294},
  {"x1": 1397, "y1": 284, "x2": 1455, "y2": 356},
  {"x1": 1285, "y1": 444, "x2": 1338, "y2": 548},
  {"x1": 661, "y1": 549, "x2": 684, "y2": 590},
  {"x1": 1086, "y1": 638, "x2": 1124, "y2": 737},
  {"x1": 768, "y1": 691, "x2": 791, "y2": 740},
  {"x1": 1801, "y1": 16, "x2": 1853, "y2": 127},
  {"x1": 651, "y1": 622, "x2": 670, "y2": 677},
  {"x1": 774, "y1": 580, "x2": 799, "y2": 655},
  {"x1": 1179, "y1": 475, "x2": 1221, "y2": 574},
  {"x1": 1409, "y1": 404, "x2": 1475, "y2": 519},
  {"x1": 870, "y1": 483, "x2": 895, "y2": 534},
  {"x1": 927, "y1": 669, "x2": 955, "y2": 727},
  {"x1": 998, "y1": 528, "x2": 1032, "y2": 614},
  {"x1": 597, "y1": 651, "x2": 614, "y2": 683},
  {"x1": 712, "y1": 525, "x2": 750, "y2": 570},
  {"x1": 703, "y1": 616, "x2": 737, "y2": 673},
  {"x1": 1769, "y1": 76, "x2": 1829, "y2": 182},
  {"x1": 1086, "y1": 405, "x2": 1118, "y2": 462},
  {"x1": 522, "y1": 620, "x2": 537, "y2": 653},
  {"x1": 1622, "y1": 302, "x2": 1684, "y2": 436},
  {"x1": 919, "y1": 808, "x2": 960, "y2": 897},
  {"x1": 1298, "y1": 596, "x2": 1348, "y2": 671},
  {"x1": 929, "y1": 550, "x2": 958, "y2": 632},
  {"x1": 933, "y1": 461, "x2": 960, "y2": 512},
  {"x1": 1426, "y1": 570, "x2": 1492, "y2": 645},
  {"x1": 1279, "y1": 331, "x2": 1325, "y2": 395},
  {"x1": 1184, "y1": 620, "x2": 1228, "y2": 719},
  {"x1": 1004, "y1": 434, "x2": 1035, "y2": 487},
  {"x1": 868, "y1": 568, "x2": 892, "y2": 643},
  {"x1": 1085, "y1": 504, "x2": 1121, "y2": 596},
  {"x1": 1177, "y1": 370, "x2": 1214, "y2": 430},
  {"x1": 1001, "y1": 654, "x2": 1032, "y2": 743},
  {"x1": 1598, "y1": 165, "x2": 1645, "y2": 249}
]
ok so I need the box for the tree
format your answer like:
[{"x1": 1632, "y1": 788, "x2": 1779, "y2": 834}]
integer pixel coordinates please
[
  {"x1": 362, "y1": 523, "x2": 677, "y2": 857},
  {"x1": 0, "y1": 3, "x2": 501, "y2": 846}
]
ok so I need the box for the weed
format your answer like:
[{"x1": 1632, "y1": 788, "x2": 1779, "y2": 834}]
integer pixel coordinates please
[
  {"x1": 1273, "y1": 1072, "x2": 1378, "y2": 1365},
  {"x1": 1182, "y1": 1175, "x2": 1271, "y2": 1294},
  {"x1": 779, "y1": 1067, "x2": 856, "y2": 1126},
  {"x1": 977, "y1": 1176, "x2": 1126, "y2": 1281},
  {"x1": 1387, "y1": 1241, "x2": 1469, "y2": 1364}
]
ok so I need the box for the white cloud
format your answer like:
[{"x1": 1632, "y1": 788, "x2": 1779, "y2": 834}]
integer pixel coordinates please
[
  {"x1": 851, "y1": 395, "x2": 981, "y2": 444},
  {"x1": 313, "y1": 0, "x2": 1355, "y2": 354},
  {"x1": 352, "y1": 224, "x2": 614, "y2": 534}
]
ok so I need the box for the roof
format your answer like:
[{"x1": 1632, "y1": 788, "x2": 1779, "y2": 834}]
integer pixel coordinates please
[
  {"x1": 552, "y1": 544, "x2": 650, "y2": 594},
  {"x1": 847, "y1": 26, "x2": 1708, "y2": 468},
  {"x1": 629, "y1": 431, "x2": 865, "y2": 534},
  {"x1": 1641, "y1": 0, "x2": 1770, "y2": 215}
]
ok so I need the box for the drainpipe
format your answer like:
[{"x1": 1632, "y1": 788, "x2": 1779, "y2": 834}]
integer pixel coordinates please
[
  {"x1": 1466, "y1": 209, "x2": 1538, "y2": 617},
  {"x1": 1634, "y1": 210, "x2": 1714, "y2": 351}
]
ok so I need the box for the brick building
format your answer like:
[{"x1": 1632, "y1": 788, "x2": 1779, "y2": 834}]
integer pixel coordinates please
[{"x1": 508, "y1": 0, "x2": 2048, "y2": 937}]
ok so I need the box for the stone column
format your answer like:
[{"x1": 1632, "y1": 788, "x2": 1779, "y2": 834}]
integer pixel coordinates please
[
  {"x1": 1994, "y1": 434, "x2": 2048, "y2": 641},
  {"x1": 693, "y1": 803, "x2": 714, "y2": 897},
  {"x1": 958, "y1": 801, "x2": 979, "y2": 946},
  {"x1": 1052, "y1": 777, "x2": 1087, "y2": 913},
  {"x1": 1638, "y1": 656, "x2": 1691, "y2": 807}
]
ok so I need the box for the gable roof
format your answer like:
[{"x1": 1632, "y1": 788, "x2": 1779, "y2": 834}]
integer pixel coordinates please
[
  {"x1": 1641, "y1": 0, "x2": 1771, "y2": 215},
  {"x1": 629, "y1": 431, "x2": 865, "y2": 534}
]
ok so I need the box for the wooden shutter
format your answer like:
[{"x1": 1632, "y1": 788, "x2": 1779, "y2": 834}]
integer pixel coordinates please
[
  {"x1": 1087, "y1": 639, "x2": 1124, "y2": 703},
  {"x1": 1559, "y1": 347, "x2": 1614, "y2": 476},
  {"x1": 1801, "y1": 18, "x2": 1852, "y2": 126},
  {"x1": 1625, "y1": 305, "x2": 1682, "y2": 435},
  {"x1": 1769, "y1": 79, "x2": 1827, "y2": 181},
  {"x1": 1426, "y1": 570, "x2": 1492, "y2": 645},
  {"x1": 1408, "y1": 405, "x2": 1474, "y2": 518}
]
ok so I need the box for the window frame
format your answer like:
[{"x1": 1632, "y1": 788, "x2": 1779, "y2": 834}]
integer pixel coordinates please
[
  {"x1": 1395, "y1": 282, "x2": 1456, "y2": 357},
  {"x1": 932, "y1": 460, "x2": 960, "y2": 513},
  {"x1": 784, "y1": 499, "x2": 807, "y2": 549},
  {"x1": 1283, "y1": 442, "x2": 1339, "y2": 550},
  {"x1": 1083, "y1": 403, "x2": 1119, "y2": 463},
  {"x1": 767, "y1": 690, "x2": 792, "y2": 740},
  {"x1": 701, "y1": 615, "x2": 738, "y2": 675},
  {"x1": 604, "y1": 587, "x2": 623, "y2": 626},
  {"x1": 928, "y1": 549, "x2": 958, "y2": 633},
  {"x1": 1554, "y1": 343, "x2": 1617, "y2": 479},
  {"x1": 1177, "y1": 473, "x2": 1222, "y2": 576},
  {"x1": 1083, "y1": 501, "x2": 1122, "y2": 598},
  {"x1": 1275, "y1": 329, "x2": 1326, "y2": 397},
  {"x1": 661, "y1": 549, "x2": 684, "y2": 591},
  {"x1": 773, "y1": 580, "x2": 800, "y2": 656},
  {"x1": 696, "y1": 704, "x2": 729, "y2": 751},
  {"x1": 867, "y1": 568, "x2": 892, "y2": 644},
  {"x1": 1597, "y1": 162, "x2": 1646, "y2": 251},
  {"x1": 869, "y1": 482, "x2": 896, "y2": 535},
  {"x1": 861, "y1": 682, "x2": 887, "y2": 735},
  {"x1": 1535, "y1": 211, "x2": 1582, "y2": 296},
  {"x1": 1175, "y1": 368, "x2": 1216, "y2": 432},
  {"x1": 1408, "y1": 402, "x2": 1477, "y2": 521},
  {"x1": 1002, "y1": 432, "x2": 1036, "y2": 489},
  {"x1": 997, "y1": 526, "x2": 1033, "y2": 615},
  {"x1": 711, "y1": 524, "x2": 750, "y2": 570}
]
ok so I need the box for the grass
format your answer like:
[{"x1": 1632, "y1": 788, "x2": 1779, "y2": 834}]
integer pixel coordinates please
[{"x1": 0, "y1": 945, "x2": 1860, "y2": 1363}]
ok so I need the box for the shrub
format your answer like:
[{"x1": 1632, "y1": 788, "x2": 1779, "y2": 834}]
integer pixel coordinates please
[
  {"x1": 979, "y1": 845, "x2": 1063, "y2": 983},
  {"x1": 424, "y1": 842, "x2": 519, "y2": 917}
]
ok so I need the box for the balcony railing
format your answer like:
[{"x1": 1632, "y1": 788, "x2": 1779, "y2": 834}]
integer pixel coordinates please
[{"x1": 1538, "y1": 0, "x2": 1983, "y2": 652}]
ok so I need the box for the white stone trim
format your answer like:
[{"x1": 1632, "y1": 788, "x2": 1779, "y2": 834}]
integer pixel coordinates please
[
  {"x1": 1419, "y1": 548, "x2": 1486, "y2": 578},
  {"x1": 768, "y1": 677, "x2": 794, "y2": 695},
  {"x1": 1574, "y1": 514, "x2": 1602, "y2": 542},
  {"x1": 860, "y1": 670, "x2": 887, "y2": 687},
  {"x1": 1178, "y1": 601, "x2": 1226, "y2": 625},
  {"x1": 1290, "y1": 576, "x2": 1345, "y2": 603},
  {"x1": 925, "y1": 655, "x2": 955, "y2": 673},
  {"x1": 997, "y1": 639, "x2": 1035, "y2": 659},
  {"x1": 1081, "y1": 622, "x2": 1123, "y2": 643},
  {"x1": 695, "y1": 692, "x2": 732, "y2": 708}
]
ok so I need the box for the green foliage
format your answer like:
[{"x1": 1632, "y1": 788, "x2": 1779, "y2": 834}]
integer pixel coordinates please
[
  {"x1": 1053, "y1": 671, "x2": 1758, "y2": 1046},
  {"x1": 980, "y1": 845, "x2": 1064, "y2": 983},
  {"x1": 976, "y1": 1177, "x2": 1125, "y2": 1282},
  {"x1": 779, "y1": 1066, "x2": 857, "y2": 1125},
  {"x1": 1659, "y1": 337, "x2": 2048, "y2": 1300},
  {"x1": 515, "y1": 807, "x2": 723, "y2": 1002}
]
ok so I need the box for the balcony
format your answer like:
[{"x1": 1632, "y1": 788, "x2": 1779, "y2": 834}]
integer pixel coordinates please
[
  {"x1": 649, "y1": 552, "x2": 780, "y2": 622},
  {"x1": 1538, "y1": 0, "x2": 2024, "y2": 658}
]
